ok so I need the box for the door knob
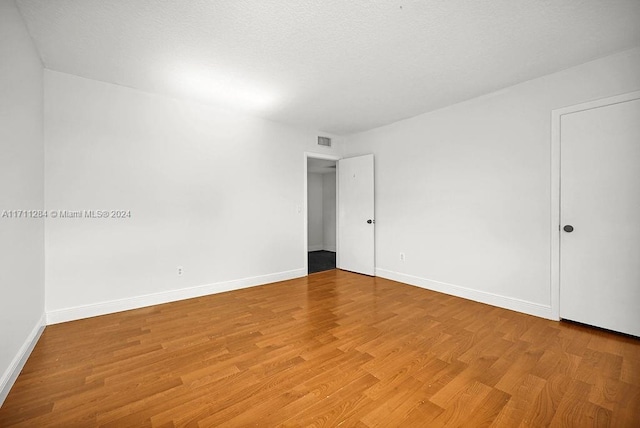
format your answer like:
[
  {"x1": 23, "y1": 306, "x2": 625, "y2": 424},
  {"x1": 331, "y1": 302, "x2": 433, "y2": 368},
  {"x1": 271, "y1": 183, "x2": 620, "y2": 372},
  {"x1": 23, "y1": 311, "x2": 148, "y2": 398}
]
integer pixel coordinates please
[
  {"x1": 563, "y1": 225, "x2": 574, "y2": 233},
  {"x1": 367, "y1": 219, "x2": 375, "y2": 224}
]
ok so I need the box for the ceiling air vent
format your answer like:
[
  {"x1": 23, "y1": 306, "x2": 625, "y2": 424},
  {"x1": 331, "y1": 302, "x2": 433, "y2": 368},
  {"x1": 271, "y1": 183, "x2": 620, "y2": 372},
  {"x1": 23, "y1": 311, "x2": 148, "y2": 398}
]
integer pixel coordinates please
[{"x1": 317, "y1": 136, "x2": 332, "y2": 147}]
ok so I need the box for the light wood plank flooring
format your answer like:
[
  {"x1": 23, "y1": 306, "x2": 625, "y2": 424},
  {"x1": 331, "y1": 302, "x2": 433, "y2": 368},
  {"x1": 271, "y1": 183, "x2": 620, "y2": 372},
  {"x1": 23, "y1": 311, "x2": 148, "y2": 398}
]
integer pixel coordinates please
[{"x1": 1, "y1": 270, "x2": 639, "y2": 427}]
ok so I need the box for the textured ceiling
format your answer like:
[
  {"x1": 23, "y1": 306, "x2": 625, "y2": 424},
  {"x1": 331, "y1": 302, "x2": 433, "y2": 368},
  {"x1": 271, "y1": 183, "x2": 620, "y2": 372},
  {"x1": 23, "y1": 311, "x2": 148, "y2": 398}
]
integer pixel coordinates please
[{"x1": 16, "y1": 0, "x2": 640, "y2": 135}]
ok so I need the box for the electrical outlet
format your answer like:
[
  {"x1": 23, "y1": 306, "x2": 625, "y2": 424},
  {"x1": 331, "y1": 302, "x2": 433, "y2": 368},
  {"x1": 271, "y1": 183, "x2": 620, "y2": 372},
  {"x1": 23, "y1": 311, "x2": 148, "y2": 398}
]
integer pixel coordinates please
[
  {"x1": 177, "y1": 266, "x2": 184, "y2": 276},
  {"x1": 400, "y1": 252, "x2": 405, "y2": 262}
]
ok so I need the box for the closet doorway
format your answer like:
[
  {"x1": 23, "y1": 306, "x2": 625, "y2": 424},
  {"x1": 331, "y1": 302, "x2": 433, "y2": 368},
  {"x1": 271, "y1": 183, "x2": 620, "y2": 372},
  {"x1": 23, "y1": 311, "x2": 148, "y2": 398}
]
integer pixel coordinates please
[{"x1": 306, "y1": 157, "x2": 337, "y2": 274}]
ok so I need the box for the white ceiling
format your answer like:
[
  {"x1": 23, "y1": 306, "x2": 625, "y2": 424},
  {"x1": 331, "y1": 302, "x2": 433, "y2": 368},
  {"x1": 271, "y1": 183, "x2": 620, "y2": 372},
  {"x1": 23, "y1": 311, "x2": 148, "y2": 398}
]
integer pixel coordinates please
[{"x1": 17, "y1": 0, "x2": 640, "y2": 135}]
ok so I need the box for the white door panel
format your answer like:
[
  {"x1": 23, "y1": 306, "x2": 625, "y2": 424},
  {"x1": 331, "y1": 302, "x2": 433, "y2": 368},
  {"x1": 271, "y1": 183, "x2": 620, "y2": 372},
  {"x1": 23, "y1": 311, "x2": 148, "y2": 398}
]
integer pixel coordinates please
[
  {"x1": 560, "y1": 96, "x2": 640, "y2": 336},
  {"x1": 338, "y1": 154, "x2": 375, "y2": 276}
]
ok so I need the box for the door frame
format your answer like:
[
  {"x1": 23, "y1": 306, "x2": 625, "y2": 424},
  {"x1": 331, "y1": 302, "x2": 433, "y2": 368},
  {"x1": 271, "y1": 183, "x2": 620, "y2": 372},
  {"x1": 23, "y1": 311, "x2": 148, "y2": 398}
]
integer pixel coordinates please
[
  {"x1": 550, "y1": 90, "x2": 640, "y2": 321},
  {"x1": 304, "y1": 152, "x2": 341, "y2": 275}
]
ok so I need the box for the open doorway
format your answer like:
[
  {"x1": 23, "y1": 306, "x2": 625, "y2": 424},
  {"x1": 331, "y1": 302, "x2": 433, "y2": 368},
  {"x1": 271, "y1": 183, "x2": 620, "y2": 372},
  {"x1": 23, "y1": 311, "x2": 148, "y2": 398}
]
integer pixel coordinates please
[{"x1": 307, "y1": 157, "x2": 337, "y2": 274}]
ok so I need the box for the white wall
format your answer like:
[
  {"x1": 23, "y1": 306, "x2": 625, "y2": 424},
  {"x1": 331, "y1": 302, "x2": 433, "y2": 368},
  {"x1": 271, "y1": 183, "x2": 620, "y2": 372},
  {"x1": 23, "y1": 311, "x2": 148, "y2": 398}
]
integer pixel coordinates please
[
  {"x1": 307, "y1": 171, "x2": 336, "y2": 252},
  {"x1": 344, "y1": 47, "x2": 640, "y2": 319},
  {"x1": 0, "y1": 0, "x2": 45, "y2": 404},
  {"x1": 44, "y1": 70, "x2": 341, "y2": 323},
  {"x1": 307, "y1": 173, "x2": 324, "y2": 251},
  {"x1": 322, "y1": 173, "x2": 336, "y2": 252}
]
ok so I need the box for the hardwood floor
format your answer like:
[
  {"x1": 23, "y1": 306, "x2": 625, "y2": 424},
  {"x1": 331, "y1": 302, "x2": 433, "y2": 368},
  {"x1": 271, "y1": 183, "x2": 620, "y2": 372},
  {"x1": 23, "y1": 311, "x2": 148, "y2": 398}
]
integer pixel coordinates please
[{"x1": 1, "y1": 270, "x2": 639, "y2": 427}]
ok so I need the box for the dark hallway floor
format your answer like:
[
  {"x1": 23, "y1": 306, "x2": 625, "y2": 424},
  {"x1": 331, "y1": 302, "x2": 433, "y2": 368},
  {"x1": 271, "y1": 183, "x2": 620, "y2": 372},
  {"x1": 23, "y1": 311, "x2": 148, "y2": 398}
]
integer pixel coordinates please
[{"x1": 308, "y1": 250, "x2": 336, "y2": 274}]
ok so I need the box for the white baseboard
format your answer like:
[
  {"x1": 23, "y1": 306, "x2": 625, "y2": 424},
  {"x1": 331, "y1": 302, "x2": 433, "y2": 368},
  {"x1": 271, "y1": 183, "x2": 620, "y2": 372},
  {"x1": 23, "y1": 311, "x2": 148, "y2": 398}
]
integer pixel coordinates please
[
  {"x1": 308, "y1": 245, "x2": 324, "y2": 252},
  {"x1": 46, "y1": 268, "x2": 306, "y2": 325},
  {"x1": 376, "y1": 268, "x2": 554, "y2": 320},
  {"x1": 0, "y1": 313, "x2": 46, "y2": 406}
]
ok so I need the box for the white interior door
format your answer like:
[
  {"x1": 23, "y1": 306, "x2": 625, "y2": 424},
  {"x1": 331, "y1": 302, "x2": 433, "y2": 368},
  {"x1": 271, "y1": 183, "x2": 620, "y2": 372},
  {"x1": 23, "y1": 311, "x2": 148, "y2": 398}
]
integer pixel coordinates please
[
  {"x1": 338, "y1": 154, "x2": 375, "y2": 276},
  {"x1": 560, "y1": 95, "x2": 640, "y2": 337}
]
